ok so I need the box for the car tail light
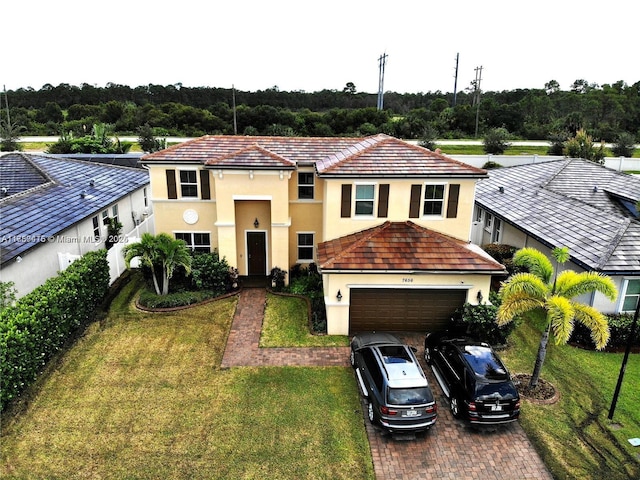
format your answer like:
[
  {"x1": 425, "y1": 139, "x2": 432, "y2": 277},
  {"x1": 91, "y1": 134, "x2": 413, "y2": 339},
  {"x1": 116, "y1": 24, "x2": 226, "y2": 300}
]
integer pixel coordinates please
[
  {"x1": 425, "y1": 404, "x2": 437, "y2": 414},
  {"x1": 380, "y1": 406, "x2": 398, "y2": 415},
  {"x1": 468, "y1": 401, "x2": 477, "y2": 412}
]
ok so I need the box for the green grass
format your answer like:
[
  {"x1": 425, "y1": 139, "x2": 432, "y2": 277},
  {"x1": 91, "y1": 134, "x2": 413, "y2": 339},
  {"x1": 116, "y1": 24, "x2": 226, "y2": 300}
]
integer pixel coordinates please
[
  {"x1": 0, "y1": 282, "x2": 372, "y2": 480},
  {"x1": 500, "y1": 321, "x2": 640, "y2": 480},
  {"x1": 260, "y1": 293, "x2": 349, "y2": 347}
]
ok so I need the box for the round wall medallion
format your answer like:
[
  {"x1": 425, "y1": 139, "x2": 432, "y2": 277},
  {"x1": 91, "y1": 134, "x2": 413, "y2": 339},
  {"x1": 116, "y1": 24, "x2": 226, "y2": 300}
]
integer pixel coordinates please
[{"x1": 183, "y1": 209, "x2": 199, "y2": 225}]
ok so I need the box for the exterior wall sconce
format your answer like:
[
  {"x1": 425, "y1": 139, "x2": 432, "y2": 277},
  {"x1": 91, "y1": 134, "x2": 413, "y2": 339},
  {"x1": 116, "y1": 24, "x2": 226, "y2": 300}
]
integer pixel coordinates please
[
  {"x1": 336, "y1": 290, "x2": 342, "y2": 301},
  {"x1": 254, "y1": 218, "x2": 259, "y2": 228},
  {"x1": 16, "y1": 256, "x2": 23, "y2": 263},
  {"x1": 477, "y1": 290, "x2": 483, "y2": 303}
]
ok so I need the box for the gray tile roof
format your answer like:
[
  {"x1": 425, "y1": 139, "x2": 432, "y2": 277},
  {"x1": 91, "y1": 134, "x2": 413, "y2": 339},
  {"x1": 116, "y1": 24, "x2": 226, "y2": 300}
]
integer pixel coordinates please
[
  {"x1": 475, "y1": 159, "x2": 640, "y2": 274},
  {"x1": 0, "y1": 153, "x2": 149, "y2": 266}
]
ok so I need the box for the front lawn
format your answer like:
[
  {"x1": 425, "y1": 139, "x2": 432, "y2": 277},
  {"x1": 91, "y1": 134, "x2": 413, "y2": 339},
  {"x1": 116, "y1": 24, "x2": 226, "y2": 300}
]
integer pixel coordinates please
[
  {"x1": 500, "y1": 321, "x2": 640, "y2": 480},
  {"x1": 0, "y1": 279, "x2": 373, "y2": 480}
]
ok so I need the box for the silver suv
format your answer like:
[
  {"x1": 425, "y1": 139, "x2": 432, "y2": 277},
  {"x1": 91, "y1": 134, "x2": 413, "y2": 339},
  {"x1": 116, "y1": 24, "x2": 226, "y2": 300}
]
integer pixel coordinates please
[{"x1": 350, "y1": 332, "x2": 437, "y2": 434}]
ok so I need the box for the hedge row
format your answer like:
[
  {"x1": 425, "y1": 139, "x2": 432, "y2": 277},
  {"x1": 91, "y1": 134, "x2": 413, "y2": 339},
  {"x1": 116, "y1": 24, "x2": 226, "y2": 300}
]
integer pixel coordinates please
[{"x1": 0, "y1": 250, "x2": 110, "y2": 411}]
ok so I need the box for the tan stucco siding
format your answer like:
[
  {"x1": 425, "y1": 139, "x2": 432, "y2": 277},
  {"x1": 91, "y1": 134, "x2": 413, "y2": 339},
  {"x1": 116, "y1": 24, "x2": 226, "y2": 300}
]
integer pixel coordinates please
[
  {"x1": 322, "y1": 271, "x2": 492, "y2": 335},
  {"x1": 288, "y1": 202, "x2": 323, "y2": 266},
  {"x1": 322, "y1": 178, "x2": 477, "y2": 242}
]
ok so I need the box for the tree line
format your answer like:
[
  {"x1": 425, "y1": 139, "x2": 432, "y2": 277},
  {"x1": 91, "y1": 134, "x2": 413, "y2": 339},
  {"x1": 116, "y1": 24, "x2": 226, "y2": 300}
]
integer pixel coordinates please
[{"x1": 3, "y1": 79, "x2": 640, "y2": 142}]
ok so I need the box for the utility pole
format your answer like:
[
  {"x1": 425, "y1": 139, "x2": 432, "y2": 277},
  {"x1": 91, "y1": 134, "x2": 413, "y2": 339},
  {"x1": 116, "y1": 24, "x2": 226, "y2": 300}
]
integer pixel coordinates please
[
  {"x1": 377, "y1": 53, "x2": 388, "y2": 111},
  {"x1": 3, "y1": 85, "x2": 10, "y2": 126},
  {"x1": 473, "y1": 66, "x2": 483, "y2": 138},
  {"x1": 453, "y1": 53, "x2": 459, "y2": 107},
  {"x1": 232, "y1": 84, "x2": 237, "y2": 135}
]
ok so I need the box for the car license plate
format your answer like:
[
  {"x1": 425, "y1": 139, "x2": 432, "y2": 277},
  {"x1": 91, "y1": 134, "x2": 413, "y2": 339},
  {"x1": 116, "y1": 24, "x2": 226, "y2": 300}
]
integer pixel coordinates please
[
  {"x1": 404, "y1": 410, "x2": 419, "y2": 417},
  {"x1": 491, "y1": 404, "x2": 503, "y2": 411}
]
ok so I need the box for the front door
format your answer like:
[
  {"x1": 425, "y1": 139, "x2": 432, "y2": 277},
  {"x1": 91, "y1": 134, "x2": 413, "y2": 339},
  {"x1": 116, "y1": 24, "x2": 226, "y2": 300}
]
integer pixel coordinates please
[{"x1": 247, "y1": 232, "x2": 267, "y2": 276}]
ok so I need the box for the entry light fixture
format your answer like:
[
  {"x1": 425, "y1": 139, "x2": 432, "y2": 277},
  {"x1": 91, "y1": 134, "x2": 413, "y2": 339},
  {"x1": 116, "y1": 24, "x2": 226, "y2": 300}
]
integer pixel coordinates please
[
  {"x1": 336, "y1": 290, "x2": 343, "y2": 302},
  {"x1": 254, "y1": 218, "x2": 259, "y2": 228},
  {"x1": 477, "y1": 290, "x2": 483, "y2": 304}
]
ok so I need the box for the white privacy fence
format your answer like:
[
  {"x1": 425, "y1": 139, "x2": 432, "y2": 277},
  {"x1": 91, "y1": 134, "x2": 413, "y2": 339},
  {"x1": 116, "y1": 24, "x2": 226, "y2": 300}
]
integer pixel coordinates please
[
  {"x1": 106, "y1": 214, "x2": 155, "y2": 285},
  {"x1": 448, "y1": 154, "x2": 640, "y2": 171}
]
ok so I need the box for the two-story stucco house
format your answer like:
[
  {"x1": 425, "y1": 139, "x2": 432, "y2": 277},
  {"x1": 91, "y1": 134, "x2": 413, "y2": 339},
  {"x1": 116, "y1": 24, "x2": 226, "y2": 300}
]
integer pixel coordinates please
[{"x1": 142, "y1": 134, "x2": 505, "y2": 335}]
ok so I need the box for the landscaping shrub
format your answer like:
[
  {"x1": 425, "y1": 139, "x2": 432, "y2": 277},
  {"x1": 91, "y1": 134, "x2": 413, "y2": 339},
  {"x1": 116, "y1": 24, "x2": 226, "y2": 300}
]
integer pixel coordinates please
[
  {"x1": 269, "y1": 267, "x2": 287, "y2": 292},
  {"x1": 190, "y1": 250, "x2": 233, "y2": 295},
  {"x1": 450, "y1": 294, "x2": 517, "y2": 346},
  {"x1": 138, "y1": 289, "x2": 216, "y2": 309},
  {"x1": 284, "y1": 264, "x2": 327, "y2": 333},
  {"x1": 0, "y1": 250, "x2": 109, "y2": 411},
  {"x1": 482, "y1": 243, "x2": 521, "y2": 276},
  {"x1": 570, "y1": 312, "x2": 639, "y2": 350}
]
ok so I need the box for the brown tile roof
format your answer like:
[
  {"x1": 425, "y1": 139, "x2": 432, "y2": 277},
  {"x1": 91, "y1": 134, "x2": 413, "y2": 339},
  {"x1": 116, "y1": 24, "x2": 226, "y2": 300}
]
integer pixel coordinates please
[
  {"x1": 317, "y1": 221, "x2": 505, "y2": 273},
  {"x1": 141, "y1": 134, "x2": 486, "y2": 177}
]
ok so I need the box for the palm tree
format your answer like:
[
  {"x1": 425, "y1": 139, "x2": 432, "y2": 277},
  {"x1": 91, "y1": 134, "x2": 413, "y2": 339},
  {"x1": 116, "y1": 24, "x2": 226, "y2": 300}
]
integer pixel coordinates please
[
  {"x1": 123, "y1": 233, "x2": 192, "y2": 295},
  {"x1": 496, "y1": 246, "x2": 617, "y2": 389}
]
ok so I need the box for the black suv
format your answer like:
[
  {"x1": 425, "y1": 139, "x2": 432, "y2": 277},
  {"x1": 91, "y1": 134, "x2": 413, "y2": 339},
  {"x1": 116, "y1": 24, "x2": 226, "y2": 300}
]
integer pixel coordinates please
[
  {"x1": 424, "y1": 333, "x2": 520, "y2": 425},
  {"x1": 350, "y1": 332, "x2": 437, "y2": 434}
]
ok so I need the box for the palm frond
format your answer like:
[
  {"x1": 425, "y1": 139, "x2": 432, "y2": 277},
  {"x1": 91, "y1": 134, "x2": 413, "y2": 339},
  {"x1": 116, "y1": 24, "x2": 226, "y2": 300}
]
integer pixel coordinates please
[
  {"x1": 497, "y1": 292, "x2": 544, "y2": 325},
  {"x1": 547, "y1": 295, "x2": 574, "y2": 344},
  {"x1": 513, "y1": 247, "x2": 554, "y2": 283},
  {"x1": 499, "y1": 272, "x2": 549, "y2": 298},
  {"x1": 556, "y1": 271, "x2": 617, "y2": 301},
  {"x1": 573, "y1": 303, "x2": 611, "y2": 350}
]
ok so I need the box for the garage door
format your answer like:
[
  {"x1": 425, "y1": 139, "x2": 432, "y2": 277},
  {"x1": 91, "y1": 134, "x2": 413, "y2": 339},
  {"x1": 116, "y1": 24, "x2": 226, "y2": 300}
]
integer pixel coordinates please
[{"x1": 349, "y1": 288, "x2": 467, "y2": 334}]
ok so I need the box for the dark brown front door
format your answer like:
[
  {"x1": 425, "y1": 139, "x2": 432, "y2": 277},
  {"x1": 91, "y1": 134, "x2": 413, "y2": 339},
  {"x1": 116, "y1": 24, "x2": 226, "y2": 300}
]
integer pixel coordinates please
[{"x1": 247, "y1": 232, "x2": 266, "y2": 275}]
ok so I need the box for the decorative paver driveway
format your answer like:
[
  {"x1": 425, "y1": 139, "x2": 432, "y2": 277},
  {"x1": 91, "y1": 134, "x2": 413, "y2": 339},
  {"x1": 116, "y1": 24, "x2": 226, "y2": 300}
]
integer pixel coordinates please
[{"x1": 221, "y1": 288, "x2": 553, "y2": 480}]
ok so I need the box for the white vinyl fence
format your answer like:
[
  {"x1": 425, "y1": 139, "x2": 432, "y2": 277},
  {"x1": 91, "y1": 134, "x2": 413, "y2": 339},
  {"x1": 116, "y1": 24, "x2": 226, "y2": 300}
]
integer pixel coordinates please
[{"x1": 107, "y1": 214, "x2": 155, "y2": 285}]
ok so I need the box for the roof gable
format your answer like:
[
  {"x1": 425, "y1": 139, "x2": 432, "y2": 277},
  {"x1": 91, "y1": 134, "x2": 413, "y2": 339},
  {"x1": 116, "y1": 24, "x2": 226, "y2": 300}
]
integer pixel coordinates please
[
  {"x1": 142, "y1": 134, "x2": 486, "y2": 177},
  {"x1": 317, "y1": 221, "x2": 505, "y2": 272}
]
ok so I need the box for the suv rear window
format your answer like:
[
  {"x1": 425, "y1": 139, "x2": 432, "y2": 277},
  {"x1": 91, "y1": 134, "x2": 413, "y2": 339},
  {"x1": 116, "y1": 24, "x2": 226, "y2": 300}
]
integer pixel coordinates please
[
  {"x1": 462, "y1": 345, "x2": 508, "y2": 380},
  {"x1": 388, "y1": 387, "x2": 433, "y2": 406}
]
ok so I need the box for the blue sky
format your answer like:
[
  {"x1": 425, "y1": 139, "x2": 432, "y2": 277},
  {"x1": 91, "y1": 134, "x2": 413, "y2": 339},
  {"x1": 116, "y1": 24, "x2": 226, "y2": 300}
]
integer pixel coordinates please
[{"x1": 6, "y1": 0, "x2": 638, "y2": 94}]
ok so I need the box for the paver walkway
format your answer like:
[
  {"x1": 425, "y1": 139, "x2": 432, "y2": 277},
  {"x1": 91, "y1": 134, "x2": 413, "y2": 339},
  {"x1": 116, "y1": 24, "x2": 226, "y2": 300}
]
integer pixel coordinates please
[{"x1": 220, "y1": 288, "x2": 554, "y2": 480}]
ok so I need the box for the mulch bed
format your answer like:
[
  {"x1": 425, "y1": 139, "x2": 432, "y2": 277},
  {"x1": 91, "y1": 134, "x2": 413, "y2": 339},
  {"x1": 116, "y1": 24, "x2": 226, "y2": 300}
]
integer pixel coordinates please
[{"x1": 514, "y1": 373, "x2": 560, "y2": 404}]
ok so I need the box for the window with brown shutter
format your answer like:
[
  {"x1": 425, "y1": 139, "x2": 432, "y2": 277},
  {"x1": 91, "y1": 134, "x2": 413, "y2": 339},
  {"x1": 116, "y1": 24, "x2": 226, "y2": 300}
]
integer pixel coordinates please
[
  {"x1": 409, "y1": 184, "x2": 421, "y2": 218},
  {"x1": 166, "y1": 170, "x2": 177, "y2": 199},
  {"x1": 341, "y1": 184, "x2": 352, "y2": 218},
  {"x1": 200, "y1": 170, "x2": 211, "y2": 200},
  {"x1": 446, "y1": 184, "x2": 460, "y2": 218},
  {"x1": 377, "y1": 184, "x2": 389, "y2": 217}
]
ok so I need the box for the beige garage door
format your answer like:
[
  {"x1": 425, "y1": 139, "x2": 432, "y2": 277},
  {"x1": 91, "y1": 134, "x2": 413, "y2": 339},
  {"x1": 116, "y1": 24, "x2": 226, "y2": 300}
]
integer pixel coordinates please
[{"x1": 349, "y1": 288, "x2": 467, "y2": 334}]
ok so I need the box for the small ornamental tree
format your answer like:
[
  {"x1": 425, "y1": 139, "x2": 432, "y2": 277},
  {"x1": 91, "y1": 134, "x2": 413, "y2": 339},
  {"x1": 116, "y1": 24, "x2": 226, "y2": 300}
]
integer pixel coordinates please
[
  {"x1": 564, "y1": 128, "x2": 605, "y2": 164},
  {"x1": 483, "y1": 127, "x2": 511, "y2": 155}
]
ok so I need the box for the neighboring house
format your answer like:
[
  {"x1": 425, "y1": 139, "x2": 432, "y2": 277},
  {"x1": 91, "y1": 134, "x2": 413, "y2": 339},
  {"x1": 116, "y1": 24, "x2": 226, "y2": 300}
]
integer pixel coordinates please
[
  {"x1": 473, "y1": 158, "x2": 640, "y2": 315},
  {"x1": 142, "y1": 134, "x2": 505, "y2": 335},
  {"x1": 0, "y1": 153, "x2": 151, "y2": 298}
]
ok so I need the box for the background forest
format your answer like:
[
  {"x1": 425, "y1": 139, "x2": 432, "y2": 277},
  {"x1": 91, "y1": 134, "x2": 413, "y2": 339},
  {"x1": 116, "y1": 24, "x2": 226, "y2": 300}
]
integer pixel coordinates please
[{"x1": 3, "y1": 80, "x2": 640, "y2": 142}]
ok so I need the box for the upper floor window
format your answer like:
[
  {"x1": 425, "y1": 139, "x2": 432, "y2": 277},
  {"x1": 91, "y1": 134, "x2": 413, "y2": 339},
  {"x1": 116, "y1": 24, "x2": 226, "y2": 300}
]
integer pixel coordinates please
[
  {"x1": 423, "y1": 184, "x2": 445, "y2": 216},
  {"x1": 180, "y1": 170, "x2": 198, "y2": 197},
  {"x1": 355, "y1": 184, "x2": 375, "y2": 215},
  {"x1": 175, "y1": 232, "x2": 211, "y2": 253},
  {"x1": 484, "y1": 213, "x2": 493, "y2": 231},
  {"x1": 297, "y1": 233, "x2": 315, "y2": 261},
  {"x1": 491, "y1": 218, "x2": 502, "y2": 243},
  {"x1": 111, "y1": 204, "x2": 119, "y2": 223},
  {"x1": 298, "y1": 172, "x2": 315, "y2": 200},
  {"x1": 143, "y1": 187, "x2": 148, "y2": 207},
  {"x1": 92, "y1": 216, "x2": 100, "y2": 240},
  {"x1": 621, "y1": 278, "x2": 640, "y2": 312}
]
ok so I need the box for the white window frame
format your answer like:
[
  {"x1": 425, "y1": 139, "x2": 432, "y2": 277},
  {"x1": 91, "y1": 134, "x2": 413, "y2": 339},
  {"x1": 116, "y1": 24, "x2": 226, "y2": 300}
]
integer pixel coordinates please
[
  {"x1": 143, "y1": 187, "x2": 148, "y2": 207},
  {"x1": 175, "y1": 231, "x2": 211, "y2": 253},
  {"x1": 422, "y1": 183, "x2": 446, "y2": 217},
  {"x1": 491, "y1": 218, "x2": 502, "y2": 243},
  {"x1": 179, "y1": 169, "x2": 198, "y2": 198},
  {"x1": 297, "y1": 232, "x2": 315, "y2": 262},
  {"x1": 92, "y1": 215, "x2": 101, "y2": 241},
  {"x1": 484, "y1": 212, "x2": 494, "y2": 232},
  {"x1": 620, "y1": 277, "x2": 640, "y2": 313},
  {"x1": 111, "y1": 204, "x2": 119, "y2": 224},
  {"x1": 474, "y1": 206, "x2": 484, "y2": 223},
  {"x1": 354, "y1": 183, "x2": 376, "y2": 217}
]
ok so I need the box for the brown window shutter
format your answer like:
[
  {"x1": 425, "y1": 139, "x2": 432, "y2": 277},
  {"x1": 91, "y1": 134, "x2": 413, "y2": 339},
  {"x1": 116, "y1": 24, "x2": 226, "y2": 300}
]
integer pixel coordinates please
[
  {"x1": 409, "y1": 184, "x2": 421, "y2": 218},
  {"x1": 377, "y1": 184, "x2": 389, "y2": 217},
  {"x1": 446, "y1": 184, "x2": 460, "y2": 218},
  {"x1": 166, "y1": 169, "x2": 177, "y2": 199},
  {"x1": 341, "y1": 184, "x2": 352, "y2": 218},
  {"x1": 200, "y1": 170, "x2": 211, "y2": 200}
]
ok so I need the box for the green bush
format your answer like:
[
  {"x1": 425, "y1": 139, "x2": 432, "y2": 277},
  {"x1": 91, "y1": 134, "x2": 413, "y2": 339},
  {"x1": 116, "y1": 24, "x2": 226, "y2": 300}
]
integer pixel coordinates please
[
  {"x1": 190, "y1": 251, "x2": 232, "y2": 295},
  {"x1": 570, "y1": 312, "x2": 639, "y2": 350},
  {"x1": 450, "y1": 295, "x2": 517, "y2": 346},
  {"x1": 138, "y1": 289, "x2": 215, "y2": 309},
  {"x1": 285, "y1": 264, "x2": 326, "y2": 333},
  {"x1": 0, "y1": 250, "x2": 109, "y2": 411}
]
